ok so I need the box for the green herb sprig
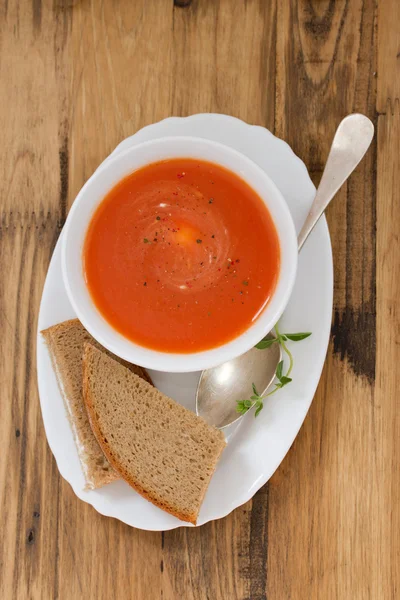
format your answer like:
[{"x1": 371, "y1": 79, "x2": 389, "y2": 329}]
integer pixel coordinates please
[{"x1": 236, "y1": 323, "x2": 311, "y2": 417}]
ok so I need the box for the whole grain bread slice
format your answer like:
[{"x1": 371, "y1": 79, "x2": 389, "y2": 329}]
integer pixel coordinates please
[
  {"x1": 41, "y1": 319, "x2": 152, "y2": 489},
  {"x1": 82, "y1": 343, "x2": 226, "y2": 524}
]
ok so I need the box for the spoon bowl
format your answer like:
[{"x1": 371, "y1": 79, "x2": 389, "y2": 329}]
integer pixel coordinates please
[{"x1": 196, "y1": 333, "x2": 281, "y2": 428}]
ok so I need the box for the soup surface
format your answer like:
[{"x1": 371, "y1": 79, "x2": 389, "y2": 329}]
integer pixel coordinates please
[{"x1": 84, "y1": 158, "x2": 280, "y2": 353}]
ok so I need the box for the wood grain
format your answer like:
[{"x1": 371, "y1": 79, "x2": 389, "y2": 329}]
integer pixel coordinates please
[
  {"x1": 376, "y1": 101, "x2": 400, "y2": 598},
  {"x1": 0, "y1": 0, "x2": 398, "y2": 598},
  {"x1": 377, "y1": 0, "x2": 400, "y2": 113}
]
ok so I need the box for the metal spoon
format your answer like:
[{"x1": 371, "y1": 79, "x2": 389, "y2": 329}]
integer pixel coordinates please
[{"x1": 196, "y1": 113, "x2": 374, "y2": 429}]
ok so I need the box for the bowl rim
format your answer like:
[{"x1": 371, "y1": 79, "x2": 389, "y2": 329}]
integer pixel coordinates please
[{"x1": 61, "y1": 135, "x2": 298, "y2": 372}]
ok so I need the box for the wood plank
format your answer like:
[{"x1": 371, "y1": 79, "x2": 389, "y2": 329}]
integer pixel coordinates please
[
  {"x1": 375, "y1": 103, "x2": 400, "y2": 598},
  {"x1": 377, "y1": 0, "x2": 400, "y2": 113},
  {"x1": 268, "y1": 1, "x2": 380, "y2": 598},
  {"x1": 0, "y1": 216, "x2": 61, "y2": 600},
  {"x1": 170, "y1": 0, "x2": 276, "y2": 127},
  {"x1": 68, "y1": 0, "x2": 174, "y2": 204},
  {"x1": 0, "y1": 0, "x2": 70, "y2": 220},
  {"x1": 0, "y1": 1, "x2": 69, "y2": 596}
]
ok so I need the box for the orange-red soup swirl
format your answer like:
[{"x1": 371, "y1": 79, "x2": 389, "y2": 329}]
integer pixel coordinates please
[{"x1": 84, "y1": 158, "x2": 280, "y2": 353}]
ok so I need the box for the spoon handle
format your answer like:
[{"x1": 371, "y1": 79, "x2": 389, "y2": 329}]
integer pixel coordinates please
[{"x1": 297, "y1": 114, "x2": 374, "y2": 251}]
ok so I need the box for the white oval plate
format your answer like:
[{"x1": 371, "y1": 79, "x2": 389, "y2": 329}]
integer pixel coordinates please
[{"x1": 37, "y1": 114, "x2": 333, "y2": 530}]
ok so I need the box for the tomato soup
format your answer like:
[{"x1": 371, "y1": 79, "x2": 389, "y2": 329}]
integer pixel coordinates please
[{"x1": 83, "y1": 158, "x2": 280, "y2": 353}]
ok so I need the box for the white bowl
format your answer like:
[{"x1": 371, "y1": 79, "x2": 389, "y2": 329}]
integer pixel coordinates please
[{"x1": 62, "y1": 136, "x2": 298, "y2": 372}]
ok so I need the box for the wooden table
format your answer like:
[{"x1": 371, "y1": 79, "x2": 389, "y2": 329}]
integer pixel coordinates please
[{"x1": 1, "y1": 1, "x2": 399, "y2": 598}]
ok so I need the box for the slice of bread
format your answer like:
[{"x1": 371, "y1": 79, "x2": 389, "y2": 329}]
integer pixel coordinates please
[
  {"x1": 83, "y1": 343, "x2": 226, "y2": 524},
  {"x1": 41, "y1": 319, "x2": 152, "y2": 489}
]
